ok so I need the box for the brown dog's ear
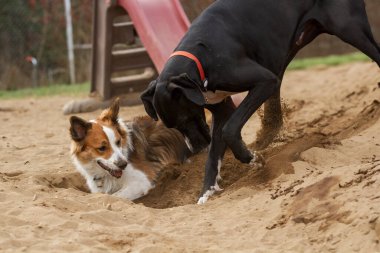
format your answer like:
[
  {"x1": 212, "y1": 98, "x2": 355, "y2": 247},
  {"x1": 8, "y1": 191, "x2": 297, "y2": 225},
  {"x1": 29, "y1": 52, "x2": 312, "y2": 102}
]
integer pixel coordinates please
[
  {"x1": 70, "y1": 116, "x2": 92, "y2": 142},
  {"x1": 169, "y1": 73, "x2": 206, "y2": 106},
  {"x1": 140, "y1": 80, "x2": 158, "y2": 120},
  {"x1": 99, "y1": 97, "x2": 120, "y2": 124}
]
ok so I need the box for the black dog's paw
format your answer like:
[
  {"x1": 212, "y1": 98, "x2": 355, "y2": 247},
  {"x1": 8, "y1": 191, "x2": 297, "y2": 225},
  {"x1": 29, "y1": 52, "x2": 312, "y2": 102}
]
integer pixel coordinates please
[
  {"x1": 197, "y1": 184, "x2": 223, "y2": 205},
  {"x1": 249, "y1": 151, "x2": 265, "y2": 168}
]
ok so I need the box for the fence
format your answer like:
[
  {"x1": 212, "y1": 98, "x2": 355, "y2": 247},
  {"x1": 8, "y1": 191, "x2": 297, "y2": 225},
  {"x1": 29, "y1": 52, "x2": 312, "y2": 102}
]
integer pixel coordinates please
[
  {"x1": 181, "y1": 0, "x2": 380, "y2": 58},
  {"x1": 0, "y1": 0, "x2": 379, "y2": 91},
  {"x1": 297, "y1": 0, "x2": 380, "y2": 58},
  {"x1": 0, "y1": 0, "x2": 92, "y2": 90}
]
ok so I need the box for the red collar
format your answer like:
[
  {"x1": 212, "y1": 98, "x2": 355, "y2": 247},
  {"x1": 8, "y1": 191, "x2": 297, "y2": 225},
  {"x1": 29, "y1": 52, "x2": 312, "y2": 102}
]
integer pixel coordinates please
[{"x1": 169, "y1": 51, "x2": 206, "y2": 81}]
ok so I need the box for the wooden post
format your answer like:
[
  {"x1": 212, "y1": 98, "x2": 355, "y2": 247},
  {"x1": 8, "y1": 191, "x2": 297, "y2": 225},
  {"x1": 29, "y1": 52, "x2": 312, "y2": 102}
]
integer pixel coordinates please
[{"x1": 64, "y1": 0, "x2": 76, "y2": 84}]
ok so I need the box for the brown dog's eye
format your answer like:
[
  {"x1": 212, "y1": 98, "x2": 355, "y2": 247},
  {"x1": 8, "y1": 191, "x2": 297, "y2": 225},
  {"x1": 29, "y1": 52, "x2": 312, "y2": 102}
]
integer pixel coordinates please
[
  {"x1": 116, "y1": 140, "x2": 121, "y2": 147},
  {"x1": 98, "y1": 146, "x2": 107, "y2": 152}
]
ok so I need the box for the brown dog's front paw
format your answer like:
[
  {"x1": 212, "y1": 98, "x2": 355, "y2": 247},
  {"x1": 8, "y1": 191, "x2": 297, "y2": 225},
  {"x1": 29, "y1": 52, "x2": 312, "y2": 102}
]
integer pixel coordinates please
[{"x1": 249, "y1": 151, "x2": 265, "y2": 168}]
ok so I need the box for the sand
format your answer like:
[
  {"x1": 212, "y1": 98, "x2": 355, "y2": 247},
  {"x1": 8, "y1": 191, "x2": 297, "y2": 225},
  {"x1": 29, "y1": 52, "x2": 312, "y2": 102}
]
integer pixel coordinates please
[{"x1": 0, "y1": 62, "x2": 379, "y2": 252}]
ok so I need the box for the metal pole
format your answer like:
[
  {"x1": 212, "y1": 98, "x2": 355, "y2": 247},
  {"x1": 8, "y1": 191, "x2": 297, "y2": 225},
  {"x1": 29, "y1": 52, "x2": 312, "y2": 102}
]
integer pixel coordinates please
[
  {"x1": 25, "y1": 56, "x2": 38, "y2": 88},
  {"x1": 31, "y1": 57, "x2": 38, "y2": 88},
  {"x1": 64, "y1": 0, "x2": 76, "y2": 84}
]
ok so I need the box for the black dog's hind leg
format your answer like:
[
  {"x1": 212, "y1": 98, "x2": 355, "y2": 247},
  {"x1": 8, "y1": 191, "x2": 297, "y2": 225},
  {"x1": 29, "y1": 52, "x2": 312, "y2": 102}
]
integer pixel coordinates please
[
  {"x1": 333, "y1": 21, "x2": 380, "y2": 67},
  {"x1": 256, "y1": 21, "x2": 326, "y2": 150},
  {"x1": 197, "y1": 98, "x2": 236, "y2": 204},
  {"x1": 222, "y1": 62, "x2": 279, "y2": 164},
  {"x1": 255, "y1": 20, "x2": 328, "y2": 150},
  {"x1": 310, "y1": 0, "x2": 380, "y2": 67}
]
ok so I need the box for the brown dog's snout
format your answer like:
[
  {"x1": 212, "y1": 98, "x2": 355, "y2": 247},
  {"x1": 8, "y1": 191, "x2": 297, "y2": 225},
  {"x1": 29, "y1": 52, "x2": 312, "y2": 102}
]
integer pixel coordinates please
[{"x1": 115, "y1": 160, "x2": 128, "y2": 170}]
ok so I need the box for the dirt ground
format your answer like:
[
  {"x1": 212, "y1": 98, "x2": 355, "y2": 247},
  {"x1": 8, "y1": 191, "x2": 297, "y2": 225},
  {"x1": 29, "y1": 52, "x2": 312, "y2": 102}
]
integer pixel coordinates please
[{"x1": 0, "y1": 62, "x2": 379, "y2": 252}]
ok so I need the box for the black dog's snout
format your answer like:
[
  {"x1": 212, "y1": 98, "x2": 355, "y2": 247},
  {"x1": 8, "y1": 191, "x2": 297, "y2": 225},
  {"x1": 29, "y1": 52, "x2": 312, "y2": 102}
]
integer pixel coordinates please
[{"x1": 115, "y1": 160, "x2": 128, "y2": 170}]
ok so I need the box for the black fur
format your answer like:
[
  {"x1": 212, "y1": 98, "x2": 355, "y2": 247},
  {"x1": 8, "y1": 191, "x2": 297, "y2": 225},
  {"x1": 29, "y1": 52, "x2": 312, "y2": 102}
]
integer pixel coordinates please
[{"x1": 141, "y1": 0, "x2": 380, "y2": 200}]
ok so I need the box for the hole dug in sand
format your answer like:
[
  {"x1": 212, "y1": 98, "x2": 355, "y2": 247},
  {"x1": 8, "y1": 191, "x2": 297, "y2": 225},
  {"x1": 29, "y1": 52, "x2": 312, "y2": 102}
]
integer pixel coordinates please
[
  {"x1": 30, "y1": 96, "x2": 380, "y2": 209},
  {"x1": 136, "y1": 134, "x2": 329, "y2": 209},
  {"x1": 31, "y1": 172, "x2": 89, "y2": 193},
  {"x1": 138, "y1": 93, "x2": 380, "y2": 209},
  {"x1": 29, "y1": 135, "x2": 352, "y2": 209}
]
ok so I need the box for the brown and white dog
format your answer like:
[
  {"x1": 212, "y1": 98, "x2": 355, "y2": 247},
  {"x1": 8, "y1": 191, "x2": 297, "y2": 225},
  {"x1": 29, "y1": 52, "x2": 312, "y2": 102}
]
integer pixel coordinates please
[{"x1": 69, "y1": 99, "x2": 191, "y2": 200}]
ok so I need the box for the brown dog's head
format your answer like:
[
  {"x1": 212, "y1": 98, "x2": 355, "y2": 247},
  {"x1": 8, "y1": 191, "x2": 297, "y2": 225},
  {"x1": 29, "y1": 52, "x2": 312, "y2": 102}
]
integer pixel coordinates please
[
  {"x1": 69, "y1": 99, "x2": 128, "y2": 178},
  {"x1": 140, "y1": 73, "x2": 211, "y2": 154}
]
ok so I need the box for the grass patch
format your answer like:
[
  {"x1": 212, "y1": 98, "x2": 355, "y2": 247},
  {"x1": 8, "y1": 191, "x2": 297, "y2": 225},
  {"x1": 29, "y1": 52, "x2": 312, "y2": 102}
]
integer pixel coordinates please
[
  {"x1": 0, "y1": 83, "x2": 90, "y2": 100},
  {"x1": 288, "y1": 52, "x2": 370, "y2": 70}
]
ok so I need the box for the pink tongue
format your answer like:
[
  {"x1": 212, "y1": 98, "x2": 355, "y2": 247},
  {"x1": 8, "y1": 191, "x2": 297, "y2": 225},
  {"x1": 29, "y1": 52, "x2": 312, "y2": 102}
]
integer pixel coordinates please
[{"x1": 111, "y1": 170, "x2": 123, "y2": 178}]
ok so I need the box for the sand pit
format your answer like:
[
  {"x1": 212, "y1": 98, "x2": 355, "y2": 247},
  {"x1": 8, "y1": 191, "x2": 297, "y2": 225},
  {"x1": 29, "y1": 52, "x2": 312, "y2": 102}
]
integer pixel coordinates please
[{"x1": 0, "y1": 62, "x2": 379, "y2": 252}]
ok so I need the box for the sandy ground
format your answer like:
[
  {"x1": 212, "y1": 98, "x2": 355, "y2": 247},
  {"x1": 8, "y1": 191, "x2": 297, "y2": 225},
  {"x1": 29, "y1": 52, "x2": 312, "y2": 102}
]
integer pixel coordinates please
[{"x1": 0, "y1": 62, "x2": 379, "y2": 253}]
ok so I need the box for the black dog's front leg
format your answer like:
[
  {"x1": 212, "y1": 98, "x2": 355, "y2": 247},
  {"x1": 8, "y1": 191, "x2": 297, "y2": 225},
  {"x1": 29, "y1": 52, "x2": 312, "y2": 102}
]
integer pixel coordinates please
[
  {"x1": 197, "y1": 98, "x2": 235, "y2": 204},
  {"x1": 222, "y1": 63, "x2": 279, "y2": 164}
]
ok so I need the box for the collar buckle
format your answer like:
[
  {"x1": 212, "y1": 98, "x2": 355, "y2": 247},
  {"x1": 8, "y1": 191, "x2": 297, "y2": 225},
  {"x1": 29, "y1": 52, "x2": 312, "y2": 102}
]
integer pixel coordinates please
[{"x1": 203, "y1": 79, "x2": 208, "y2": 91}]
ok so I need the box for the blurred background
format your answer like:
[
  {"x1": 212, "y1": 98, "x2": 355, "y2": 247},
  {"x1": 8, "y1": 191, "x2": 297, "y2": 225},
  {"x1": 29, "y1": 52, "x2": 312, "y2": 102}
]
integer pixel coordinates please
[{"x1": 0, "y1": 0, "x2": 379, "y2": 91}]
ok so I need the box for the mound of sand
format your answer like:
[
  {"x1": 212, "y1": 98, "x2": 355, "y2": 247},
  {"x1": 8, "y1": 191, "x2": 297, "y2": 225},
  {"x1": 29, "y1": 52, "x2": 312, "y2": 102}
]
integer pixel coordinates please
[{"x1": 0, "y1": 62, "x2": 379, "y2": 252}]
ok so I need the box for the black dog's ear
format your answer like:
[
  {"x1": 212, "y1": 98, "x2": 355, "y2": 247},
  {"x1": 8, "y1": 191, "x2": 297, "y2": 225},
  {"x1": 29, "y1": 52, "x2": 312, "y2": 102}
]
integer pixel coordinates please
[
  {"x1": 70, "y1": 116, "x2": 92, "y2": 142},
  {"x1": 169, "y1": 73, "x2": 206, "y2": 106},
  {"x1": 140, "y1": 80, "x2": 158, "y2": 120}
]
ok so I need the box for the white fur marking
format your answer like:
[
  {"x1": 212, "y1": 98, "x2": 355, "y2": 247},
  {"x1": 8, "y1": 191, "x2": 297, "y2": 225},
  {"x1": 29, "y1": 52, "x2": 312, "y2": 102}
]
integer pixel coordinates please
[
  {"x1": 216, "y1": 159, "x2": 222, "y2": 181},
  {"x1": 197, "y1": 189, "x2": 214, "y2": 205},
  {"x1": 112, "y1": 164, "x2": 153, "y2": 200},
  {"x1": 249, "y1": 151, "x2": 257, "y2": 165},
  {"x1": 102, "y1": 126, "x2": 128, "y2": 165},
  {"x1": 197, "y1": 158, "x2": 224, "y2": 205},
  {"x1": 184, "y1": 136, "x2": 194, "y2": 153},
  {"x1": 123, "y1": 121, "x2": 135, "y2": 153},
  {"x1": 249, "y1": 151, "x2": 264, "y2": 168},
  {"x1": 213, "y1": 183, "x2": 223, "y2": 192},
  {"x1": 203, "y1": 79, "x2": 208, "y2": 89},
  {"x1": 214, "y1": 159, "x2": 223, "y2": 192},
  {"x1": 71, "y1": 156, "x2": 112, "y2": 193}
]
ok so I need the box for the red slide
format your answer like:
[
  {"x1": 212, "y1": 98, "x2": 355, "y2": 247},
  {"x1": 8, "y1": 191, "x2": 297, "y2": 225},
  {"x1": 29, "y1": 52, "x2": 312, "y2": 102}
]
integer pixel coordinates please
[{"x1": 118, "y1": 0, "x2": 190, "y2": 73}]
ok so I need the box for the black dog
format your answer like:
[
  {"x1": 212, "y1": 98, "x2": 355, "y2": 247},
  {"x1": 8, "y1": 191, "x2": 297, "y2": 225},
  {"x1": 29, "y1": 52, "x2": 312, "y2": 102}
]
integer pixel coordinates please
[{"x1": 141, "y1": 0, "x2": 380, "y2": 204}]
